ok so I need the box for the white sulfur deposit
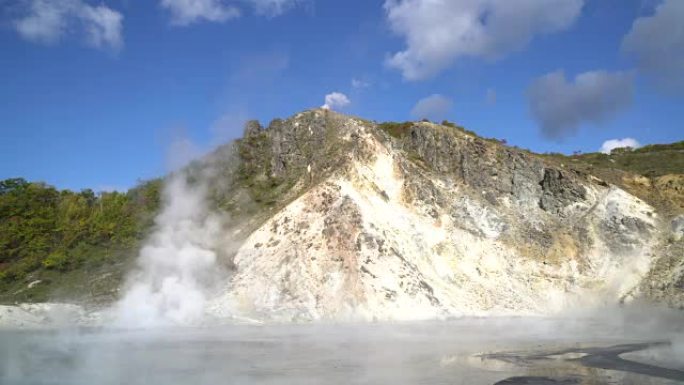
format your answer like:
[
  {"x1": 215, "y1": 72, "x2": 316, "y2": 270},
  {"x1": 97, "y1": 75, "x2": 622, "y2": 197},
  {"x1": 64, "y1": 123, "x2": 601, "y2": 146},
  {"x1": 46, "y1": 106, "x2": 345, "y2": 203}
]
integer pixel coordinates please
[{"x1": 207, "y1": 113, "x2": 663, "y2": 322}]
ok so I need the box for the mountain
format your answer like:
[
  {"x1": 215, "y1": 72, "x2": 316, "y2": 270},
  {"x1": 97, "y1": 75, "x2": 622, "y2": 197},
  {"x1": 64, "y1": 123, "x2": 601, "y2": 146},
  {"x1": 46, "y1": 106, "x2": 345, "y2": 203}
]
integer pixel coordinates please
[
  {"x1": 205, "y1": 110, "x2": 683, "y2": 320},
  {"x1": 1, "y1": 109, "x2": 683, "y2": 321}
]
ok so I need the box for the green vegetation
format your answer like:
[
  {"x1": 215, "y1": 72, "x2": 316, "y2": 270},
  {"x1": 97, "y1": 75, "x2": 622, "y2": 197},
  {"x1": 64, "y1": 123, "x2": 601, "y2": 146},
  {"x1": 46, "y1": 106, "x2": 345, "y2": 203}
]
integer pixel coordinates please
[
  {"x1": 636, "y1": 141, "x2": 684, "y2": 154},
  {"x1": 378, "y1": 119, "x2": 485, "y2": 141},
  {"x1": 236, "y1": 131, "x2": 288, "y2": 207},
  {"x1": 379, "y1": 119, "x2": 510, "y2": 152},
  {"x1": 440, "y1": 120, "x2": 479, "y2": 137},
  {"x1": 545, "y1": 141, "x2": 684, "y2": 177},
  {"x1": 378, "y1": 121, "x2": 414, "y2": 138},
  {"x1": 0, "y1": 178, "x2": 161, "y2": 303}
]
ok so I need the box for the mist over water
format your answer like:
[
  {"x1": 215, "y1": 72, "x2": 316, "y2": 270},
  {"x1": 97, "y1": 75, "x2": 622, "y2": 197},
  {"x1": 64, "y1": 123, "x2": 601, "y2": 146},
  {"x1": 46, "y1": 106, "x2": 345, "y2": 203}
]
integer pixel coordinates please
[
  {"x1": 2, "y1": 316, "x2": 684, "y2": 385},
  {"x1": 114, "y1": 172, "x2": 226, "y2": 327}
]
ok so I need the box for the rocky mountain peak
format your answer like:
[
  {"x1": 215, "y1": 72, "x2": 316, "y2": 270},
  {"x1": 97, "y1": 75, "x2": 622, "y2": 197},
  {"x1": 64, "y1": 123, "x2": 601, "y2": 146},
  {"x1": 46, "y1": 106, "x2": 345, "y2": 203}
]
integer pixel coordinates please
[{"x1": 198, "y1": 110, "x2": 683, "y2": 321}]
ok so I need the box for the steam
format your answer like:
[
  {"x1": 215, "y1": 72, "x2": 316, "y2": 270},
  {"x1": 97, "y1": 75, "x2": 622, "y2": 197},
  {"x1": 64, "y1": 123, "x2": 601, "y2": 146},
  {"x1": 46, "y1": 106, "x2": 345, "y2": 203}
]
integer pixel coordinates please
[
  {"x1": 322, "y1": 92, "x2": 350, "y2": 110},
  {"x1": 114, "y1": 172, "x2": 225, "y2": 327},
  {"x1": 600, "y1": 137, "x2": 641, "y2": 154}
]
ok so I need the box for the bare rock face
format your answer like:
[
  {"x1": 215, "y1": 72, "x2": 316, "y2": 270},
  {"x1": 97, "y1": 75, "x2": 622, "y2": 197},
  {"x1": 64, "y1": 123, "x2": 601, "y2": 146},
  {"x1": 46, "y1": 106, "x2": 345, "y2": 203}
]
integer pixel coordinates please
[
  {"x1": 637, "y1": 215, "x2": 684, "y2": 309},
  {"x1": 242, "y1": 120, "x2": 263, "y2": 138},
  {"x1": 401, "y1": 124, "x2": 546, "y2": 207},
  {"x1": 539, "y1": 169, "x2": 587, "y2": 214},
  {"x1": 205, "y1": 110, "x2": 676, "y2": 321},
  {"x1": 673, "y1": 216, "x2": 684, "y2": 242}
]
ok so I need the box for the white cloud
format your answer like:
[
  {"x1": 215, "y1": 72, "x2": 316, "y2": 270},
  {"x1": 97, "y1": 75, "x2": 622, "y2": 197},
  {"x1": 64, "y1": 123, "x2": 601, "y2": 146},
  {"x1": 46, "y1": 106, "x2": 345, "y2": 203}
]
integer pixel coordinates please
[
  {"x1": 527, "y1": 70, "x2": 634, "y2": 140},
  {"x1": 410, "y1": 94, "x2": 453, "y2": 121},
  {"x1": 600, "y1": 138, "x2": 641, "y2": 154},
  {"x1": 160, "y1": 0, "x2": 240, "y2": 25},
  {"x1": 15, "y1": 0, "x2": 67, "y2": 44},
  {"x1": 383, "y1": 0, "x2": 584, "y2": 81},
  {"x1": 160, "y1": 0, "x2": 303, "y2": 25},
  {"x1": 322, "y1": 92, "x2": 350, "y2": 110},
  {"x1": 79, "y1": 4, "x2": 124, "y2": 49},
  {"x1": 351, "y1": 78, "x2": 370, "y2": 89},
  {"x1": 622, "y1": 0, "x2": 684, "y2": 92},
  {"x1": 14, "y1": 0, "x2": 123, "y2": 50},
  {"x1": 248, "y1": 0, "x2": 304, "y2": 16}
]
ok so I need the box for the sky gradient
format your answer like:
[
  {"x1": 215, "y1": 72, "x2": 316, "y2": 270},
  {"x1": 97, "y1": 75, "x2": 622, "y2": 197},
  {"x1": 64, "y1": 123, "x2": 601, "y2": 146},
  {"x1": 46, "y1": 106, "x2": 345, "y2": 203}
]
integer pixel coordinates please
[{"x1": 1, "y1": 0, "x2": 682, "y2": 191}]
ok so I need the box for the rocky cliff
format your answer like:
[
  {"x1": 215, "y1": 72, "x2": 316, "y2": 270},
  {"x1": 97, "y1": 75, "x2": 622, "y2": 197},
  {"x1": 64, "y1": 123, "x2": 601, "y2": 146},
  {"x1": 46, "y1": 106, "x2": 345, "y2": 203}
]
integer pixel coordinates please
[{"x1": 190, "y1": 109, "x2": 684, "y2": 321}]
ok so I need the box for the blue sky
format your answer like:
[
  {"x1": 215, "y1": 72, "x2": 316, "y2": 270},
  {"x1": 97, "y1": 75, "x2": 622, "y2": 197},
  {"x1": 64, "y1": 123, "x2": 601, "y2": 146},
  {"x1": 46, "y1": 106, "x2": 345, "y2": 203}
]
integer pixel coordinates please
[{"x1": 1, "y1": 0, "x2": 682, "y2": 191}]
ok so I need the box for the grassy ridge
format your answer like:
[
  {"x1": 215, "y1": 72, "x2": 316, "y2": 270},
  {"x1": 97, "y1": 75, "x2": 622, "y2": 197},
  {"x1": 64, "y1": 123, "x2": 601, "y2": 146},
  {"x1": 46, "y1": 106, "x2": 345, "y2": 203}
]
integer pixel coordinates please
[{"x1": 543, "y1": 141, "x2": 684, "y2": 177}]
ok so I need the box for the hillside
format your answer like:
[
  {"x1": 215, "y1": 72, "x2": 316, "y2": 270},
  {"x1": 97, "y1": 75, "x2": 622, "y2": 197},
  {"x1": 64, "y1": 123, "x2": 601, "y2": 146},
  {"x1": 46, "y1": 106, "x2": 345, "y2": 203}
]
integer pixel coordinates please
[
  {"x1": 210, "y1": 111, "x2": 684, "y2": 319},
  {"x1": 0, "y1": 179, "x2": 161, "y2": 304},
  {"x1": 1, "y1": 109, "x2": 683, "y2": 318},
  {"x1": 542, "y1": 142, "x2": 684, "y2": 216},
  {"x1": 560, "y1": 141, "x2": 684, "y2": 177}
]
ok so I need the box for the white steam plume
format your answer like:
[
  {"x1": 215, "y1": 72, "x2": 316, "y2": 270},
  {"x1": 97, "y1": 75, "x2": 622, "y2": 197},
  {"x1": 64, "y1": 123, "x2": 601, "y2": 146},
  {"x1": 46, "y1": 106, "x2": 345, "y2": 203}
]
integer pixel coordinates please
[
  {"x1": 114, "y1": 172, "x2": 225, "y2": 327},
  {"x1": 600, "y1": 137, "x2": 641, "y2": 154},
  {"x1": 321, "y1": 92, "x2": 350, "y2": 110}
]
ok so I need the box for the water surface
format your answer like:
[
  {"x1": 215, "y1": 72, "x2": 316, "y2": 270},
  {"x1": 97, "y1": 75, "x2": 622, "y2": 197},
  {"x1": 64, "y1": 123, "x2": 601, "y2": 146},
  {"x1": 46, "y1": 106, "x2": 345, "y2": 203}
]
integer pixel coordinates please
[{"x1": 1, "y1": 317, "x2": 683, "y2": 385}]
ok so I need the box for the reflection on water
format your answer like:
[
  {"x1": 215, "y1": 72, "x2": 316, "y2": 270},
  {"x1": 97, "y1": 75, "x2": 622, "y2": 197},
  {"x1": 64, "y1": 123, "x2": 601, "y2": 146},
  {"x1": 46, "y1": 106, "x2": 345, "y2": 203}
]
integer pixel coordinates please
[
  {"x1": 1, "y1": 318, "x2": 683, "y2": 385},
  {"x1": 482, "y1": 342, "x2": 684, "y2": 384}
]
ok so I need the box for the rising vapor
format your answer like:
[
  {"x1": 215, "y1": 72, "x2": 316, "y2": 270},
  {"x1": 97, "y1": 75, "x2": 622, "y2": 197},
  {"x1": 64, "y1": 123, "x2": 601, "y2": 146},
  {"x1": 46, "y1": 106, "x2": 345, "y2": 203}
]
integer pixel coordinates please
[{"x1": 114, "y1": 172, "x2": 226, "y2": 327}]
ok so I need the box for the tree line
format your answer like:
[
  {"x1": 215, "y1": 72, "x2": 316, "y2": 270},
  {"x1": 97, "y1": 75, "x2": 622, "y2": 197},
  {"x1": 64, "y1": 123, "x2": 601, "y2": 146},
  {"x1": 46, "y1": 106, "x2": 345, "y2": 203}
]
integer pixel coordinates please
[{"x1": 0, "y1": 178, "x2": 161, "y2": 282}]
